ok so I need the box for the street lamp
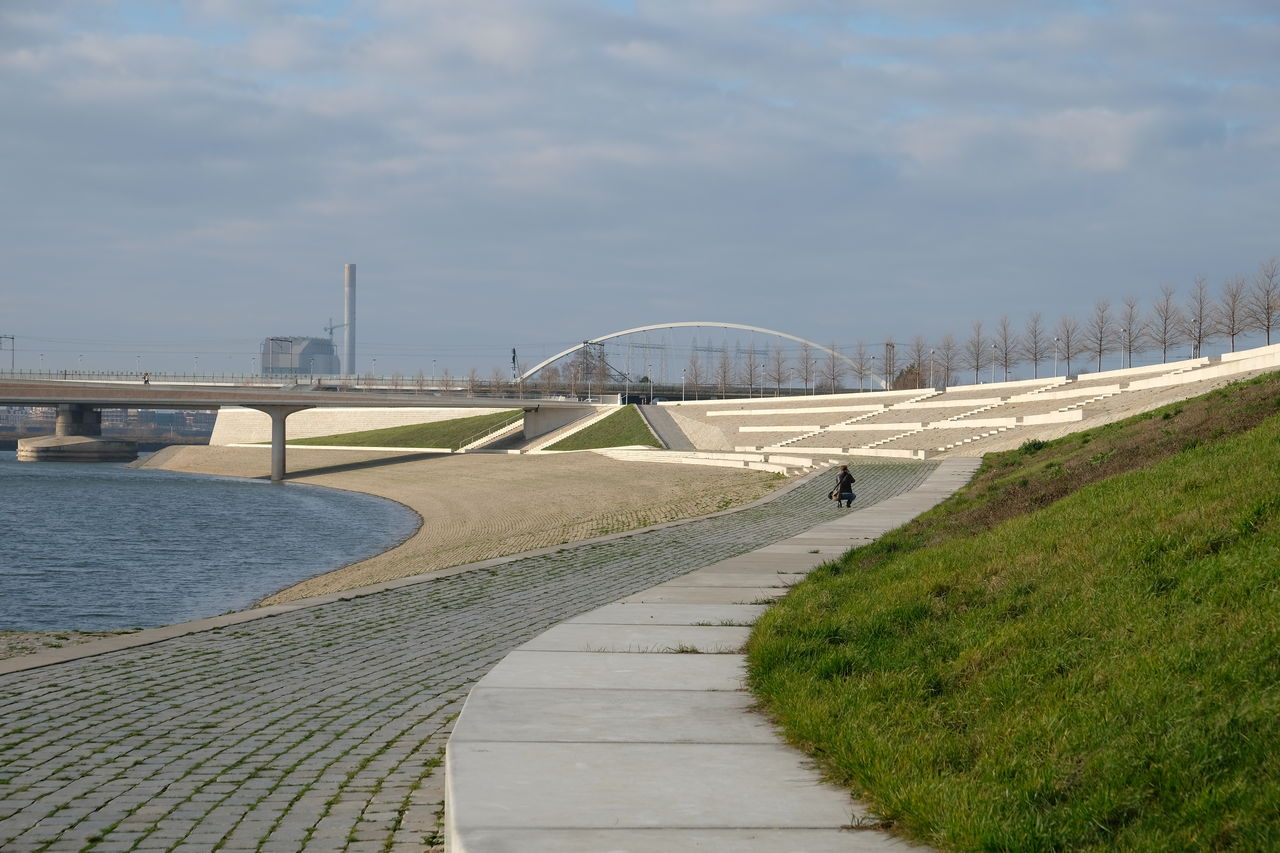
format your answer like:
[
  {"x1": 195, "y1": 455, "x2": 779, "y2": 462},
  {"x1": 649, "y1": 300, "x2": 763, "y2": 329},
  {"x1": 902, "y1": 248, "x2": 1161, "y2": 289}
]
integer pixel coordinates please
[
  {"x1": 647, "y1": 363, "x2": 653, "y2": 402},
  {"x1": 681, "y1": 368, "x2": 686, "y2": 402},
  {"x1": 1053, "y1": 337, "x2": 1060, "y2": 377},
  {"x1": 990, "y1": 344, "x2": 997, "y2": 383},
  {"x1": 1120, "y1": 328, "x2": 1127, "y2": 370},
  {"x1": 193, "y1": 355, "x2": 199, "y2": 375},
  {"x1": 929, "y1": 350, "x2": 935, "y2": 388},
  {"x1": 870, "y1": 354, "x2": 878, "y2": 390}
]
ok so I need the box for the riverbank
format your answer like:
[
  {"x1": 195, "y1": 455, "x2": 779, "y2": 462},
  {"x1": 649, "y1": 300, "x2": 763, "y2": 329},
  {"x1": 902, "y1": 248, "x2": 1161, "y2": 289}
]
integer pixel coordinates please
[{"x1": 137, "y1": 445, "x2": 784, "y2": 605}]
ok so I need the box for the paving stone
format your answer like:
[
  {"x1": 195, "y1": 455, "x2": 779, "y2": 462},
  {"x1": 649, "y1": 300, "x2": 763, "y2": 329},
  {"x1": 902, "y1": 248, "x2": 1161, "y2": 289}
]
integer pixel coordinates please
[{"x1": 0, "y1": 462, "x2": 937, "y2": 852}]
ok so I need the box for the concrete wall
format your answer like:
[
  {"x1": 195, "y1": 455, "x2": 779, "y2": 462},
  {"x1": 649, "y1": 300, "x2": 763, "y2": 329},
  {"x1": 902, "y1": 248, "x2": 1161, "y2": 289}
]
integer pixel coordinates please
[
  {"x1": 523, "y1": 405, "x2": 603, "y2": 440},
  {"x1": 209, "y1": 406, "x2": 512, "y2": 445}
]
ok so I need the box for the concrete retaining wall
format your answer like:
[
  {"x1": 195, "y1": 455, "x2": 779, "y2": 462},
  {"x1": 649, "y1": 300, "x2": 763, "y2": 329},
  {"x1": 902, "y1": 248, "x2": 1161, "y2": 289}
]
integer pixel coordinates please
[{"x1": 209, "y1": 406, "x2": 512, "y2": 446}]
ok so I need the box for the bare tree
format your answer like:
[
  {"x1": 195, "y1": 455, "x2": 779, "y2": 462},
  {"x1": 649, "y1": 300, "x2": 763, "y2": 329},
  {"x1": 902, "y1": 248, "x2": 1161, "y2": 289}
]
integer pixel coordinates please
[
  {"x1": 1148, "y1": 285, "x2": 1183, "y2": 363},
  {"x1": 1117, "y1": 295, "x2": 1146, "y2": 369},
  {"x1": 685, "y1": 351, "x2": 703, "y2": 400},
  {"x1": 937, "y1": 334, "x2": 958, "y2": 387},
  {"x1": 852, "y1": 341, "x2": 871, "y2": 391},
  {"x1": 993, "y1": 315, "x2": 1019, "y2": 382},
  {"x1": 1021, "y1": 312, "x2": 1048, "y2": 378},
  {"x1": 440, "y1": 366, "x2": 453, "y2": 392},
  {"x1": 1054, "y1": 315, "x2": 1081, "y2": 376},
  {"x1": 819, "y1": 343, "x2": 845, "y2": 393},
  {"x1": 540, "y1": 364, "x2": 560, "y2": 397},
  {"x1": 907, "y1": 335, "x2": 929, "y2": 389},
  {"x1": 1246, "y1": 258, "x2": 1280, "y2": 345},
  {"x1": 466, "y1": 367, "x2": 480, "y2": 396},
  {"x1": 1217, "y1": 275, "x2": 1249, "y2": 352},
  {"x1": 1084, "y1": 299, "x2": 1117, "y2": 373},
  {"x1": 797, "y1": 342, "x2": 816, "y2": 393},
  {"x1": 739, "y1": 346, "x2": 763, "y2": 395},
  {"x1": 962, "y1": 321, "x2": 987, "y2": 384},
  {"x1": 1183, "y1": 275, "x2": 1218, "y2": 358},
  {"x1": 715, "y1": 348, "x2": 734, "y2": 398},
  {"x1": 764, "y1": 346, "x2": 788, "y2": 395}
]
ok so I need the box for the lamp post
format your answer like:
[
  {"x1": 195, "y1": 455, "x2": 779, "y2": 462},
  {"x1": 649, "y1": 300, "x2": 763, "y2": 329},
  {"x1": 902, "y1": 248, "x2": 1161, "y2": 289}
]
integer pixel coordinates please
[
  {"x1": 193, "y1": 355, "x2": 199, "y2": 376},
  {"x1": 1120, "y1": 328, "x2": 1127, "y2": 370},
  {"x1": 1053, "y1": 337, "x2": 1060, "y2": 377},
  {"x1": 929, "y1": 349, "x2": 935, "y2": 388},
  {"x1": 681, "y1": 368, "x2": 686, "y2": 402},
  {"x1": 647, "y1": 363, "x2": 653, "y2": 402},
  {"x1": 870, "y1": 354, "x2": 878, "y2": 390},
  {"x1": 432, "y1": 359, "x2": 437, "y2": 386},
  {"x1": 990, "y1": 344, "x2": 997, "y2": 383}
]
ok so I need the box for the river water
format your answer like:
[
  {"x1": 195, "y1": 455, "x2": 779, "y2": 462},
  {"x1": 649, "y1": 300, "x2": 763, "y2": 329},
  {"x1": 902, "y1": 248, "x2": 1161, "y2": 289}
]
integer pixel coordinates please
[{"x1": 0, "y1": 451, "x2": 420, "y2": 631}]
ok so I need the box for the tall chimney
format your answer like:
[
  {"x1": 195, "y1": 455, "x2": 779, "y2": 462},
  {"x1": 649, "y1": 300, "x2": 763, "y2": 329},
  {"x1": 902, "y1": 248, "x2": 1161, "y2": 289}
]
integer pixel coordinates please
[{"x1": 344, "y1": 263, "x2": 356, "y2": 376}]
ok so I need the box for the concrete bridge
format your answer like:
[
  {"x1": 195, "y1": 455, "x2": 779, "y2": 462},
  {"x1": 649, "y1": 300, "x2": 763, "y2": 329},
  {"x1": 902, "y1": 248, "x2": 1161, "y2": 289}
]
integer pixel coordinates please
[{"x1": 0, "y1": 379, "x2": 598, "y2": 481}]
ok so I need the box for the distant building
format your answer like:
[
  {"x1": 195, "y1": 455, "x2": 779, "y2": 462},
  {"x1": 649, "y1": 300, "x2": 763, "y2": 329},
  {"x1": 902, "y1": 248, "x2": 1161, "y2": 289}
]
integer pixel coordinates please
[{"x1": 261, "y1": 337, "x2": 340, "y2": 375}]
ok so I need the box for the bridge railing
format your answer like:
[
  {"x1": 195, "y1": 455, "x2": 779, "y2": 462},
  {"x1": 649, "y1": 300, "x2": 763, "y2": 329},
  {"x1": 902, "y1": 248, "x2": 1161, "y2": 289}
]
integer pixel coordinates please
[{"x1": 455, "y1": 411, "x2": 527, "y2": 451}]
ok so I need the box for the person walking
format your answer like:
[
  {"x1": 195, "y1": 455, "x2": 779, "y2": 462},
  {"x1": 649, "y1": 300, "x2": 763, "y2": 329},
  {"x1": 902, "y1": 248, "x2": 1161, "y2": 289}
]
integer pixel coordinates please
[{"x1": 834, "y1": 465, "x2": 856, "y2": 508}]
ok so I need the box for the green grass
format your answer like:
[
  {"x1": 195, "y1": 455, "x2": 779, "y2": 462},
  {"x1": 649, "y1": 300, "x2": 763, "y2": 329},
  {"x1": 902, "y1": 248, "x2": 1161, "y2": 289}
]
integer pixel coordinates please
[
  {"x1": 285, "y1": 410, "x2": 521, "y2": 451},
  {"x1": 545, "y1": 404, "x2": 661, "y2": 450},
  {"x1": 747, "y1": 373, "x2": 1280, "y2": 851}
]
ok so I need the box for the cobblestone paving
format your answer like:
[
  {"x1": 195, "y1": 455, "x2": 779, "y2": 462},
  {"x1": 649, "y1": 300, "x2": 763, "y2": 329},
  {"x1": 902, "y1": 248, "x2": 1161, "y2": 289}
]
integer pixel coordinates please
[{"x1": 0, "y1": 462, "x2": 936, "y2": 853}]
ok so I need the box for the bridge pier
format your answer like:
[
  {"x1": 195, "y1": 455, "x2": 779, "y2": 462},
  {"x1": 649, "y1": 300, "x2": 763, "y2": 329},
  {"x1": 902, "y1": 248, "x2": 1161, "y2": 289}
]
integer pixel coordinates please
[
  {"x1": 249, "y1": 406, "x2": 310, "y2": 482},
  {"x1": 18, "y1": 404, "x2": 136, "y2": 462},
  {"x1": 56, "y1": 403, "x2": 103, "y2": 436}
]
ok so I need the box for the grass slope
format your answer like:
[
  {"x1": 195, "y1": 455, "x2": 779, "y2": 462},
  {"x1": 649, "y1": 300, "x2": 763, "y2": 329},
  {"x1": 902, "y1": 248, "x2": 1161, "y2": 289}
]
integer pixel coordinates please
[
  {"x1": 286, "y1": 410, "x2": 520, "y2": 451},
  {"x1": 545, "y1": 404, "x2": 661, "y2": 450},
  {"x1": 748, "y1": 373, "x2": 1280, "y2": 851}
]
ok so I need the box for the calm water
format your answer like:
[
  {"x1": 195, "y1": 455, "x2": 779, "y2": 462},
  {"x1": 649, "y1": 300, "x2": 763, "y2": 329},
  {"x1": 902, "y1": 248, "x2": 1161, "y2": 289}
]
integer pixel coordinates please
[{"x1": 0, "y1": 452, "x2": 420, "y2": 631}]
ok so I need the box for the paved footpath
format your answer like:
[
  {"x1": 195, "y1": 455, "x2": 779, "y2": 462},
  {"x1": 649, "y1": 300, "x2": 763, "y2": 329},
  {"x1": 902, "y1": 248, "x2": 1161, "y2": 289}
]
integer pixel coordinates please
[{"x1": 0, "y1": 461, "x2": 942, "y2": 853}]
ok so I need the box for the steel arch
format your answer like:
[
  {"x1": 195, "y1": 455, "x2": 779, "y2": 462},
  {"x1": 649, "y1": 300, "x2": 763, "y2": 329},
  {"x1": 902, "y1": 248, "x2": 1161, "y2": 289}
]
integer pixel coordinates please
[{"x1": 519, "y1": 321, "x2": 857, "y2": 380}]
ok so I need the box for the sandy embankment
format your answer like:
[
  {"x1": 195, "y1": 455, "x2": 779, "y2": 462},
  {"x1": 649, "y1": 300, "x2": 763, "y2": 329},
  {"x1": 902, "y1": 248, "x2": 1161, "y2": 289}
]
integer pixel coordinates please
[{"x1": 137, "y1": 445, "x2": 784, "y2": 605}]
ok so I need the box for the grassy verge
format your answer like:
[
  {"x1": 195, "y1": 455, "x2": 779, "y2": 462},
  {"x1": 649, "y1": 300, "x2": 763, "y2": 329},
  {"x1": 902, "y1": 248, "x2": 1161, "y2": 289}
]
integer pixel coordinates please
[
  {"x1": 747, "y1": 374, "x2": 1280, "y2": 851},
  {"x1": 545, "y1": 405, "x2": 661, "y2": 450},
  {"x1": 285, "y1": 410, "x2": 520, "y2": 451}
]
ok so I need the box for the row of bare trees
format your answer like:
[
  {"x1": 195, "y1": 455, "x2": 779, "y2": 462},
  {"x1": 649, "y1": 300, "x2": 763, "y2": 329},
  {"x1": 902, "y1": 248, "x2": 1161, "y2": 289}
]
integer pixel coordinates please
[
  {"x1": 901, "y1": 259, "x2": 1279, "y2": 388},
  {"x1": 666, "y1": 258, "x2": 1279, "y2": 396},
  {"x1": 497, "y1": 258, "x2": 1279, "y2": 399}
]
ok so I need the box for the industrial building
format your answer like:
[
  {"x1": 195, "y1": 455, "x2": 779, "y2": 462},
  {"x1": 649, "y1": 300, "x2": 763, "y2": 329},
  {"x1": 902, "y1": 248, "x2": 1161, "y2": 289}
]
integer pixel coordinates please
[{"x1": 260, "y1": 336, "x2": 340, "y2": 375}]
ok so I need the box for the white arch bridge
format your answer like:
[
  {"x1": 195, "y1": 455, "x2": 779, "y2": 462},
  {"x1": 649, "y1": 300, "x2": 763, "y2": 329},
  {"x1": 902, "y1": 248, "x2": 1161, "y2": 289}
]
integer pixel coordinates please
[{"x1": 519, "y1": 322, "x2": 857, "y2": 381}]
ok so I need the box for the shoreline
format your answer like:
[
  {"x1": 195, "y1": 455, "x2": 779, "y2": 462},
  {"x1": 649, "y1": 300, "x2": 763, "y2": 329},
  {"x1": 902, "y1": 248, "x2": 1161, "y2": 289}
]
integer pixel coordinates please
[{"x1": 1, "y1": 446, "x2": 784, "y2": 661}]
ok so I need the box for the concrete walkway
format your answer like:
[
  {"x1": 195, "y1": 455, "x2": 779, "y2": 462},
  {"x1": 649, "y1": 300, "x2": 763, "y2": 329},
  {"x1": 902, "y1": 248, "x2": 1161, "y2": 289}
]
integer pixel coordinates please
[
  {"x1": 0, "y1": 460, "x2": 953, "y2": 853},
  {"x1": 446, "y1": 458, "x2": 981, "y2": 852}
]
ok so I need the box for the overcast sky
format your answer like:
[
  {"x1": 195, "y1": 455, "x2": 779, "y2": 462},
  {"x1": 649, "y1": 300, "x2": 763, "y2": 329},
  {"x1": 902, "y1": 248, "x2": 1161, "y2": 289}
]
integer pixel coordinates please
[{"x1": 2, "y1": 1, "x2": 1278, "y2": 377}]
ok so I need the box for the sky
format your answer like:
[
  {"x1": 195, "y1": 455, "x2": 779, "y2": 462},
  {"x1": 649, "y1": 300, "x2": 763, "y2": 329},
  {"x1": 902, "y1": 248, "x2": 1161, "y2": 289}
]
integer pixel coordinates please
[{"x1": 2, "y1": 0, "x2": 1279, "y2": 378}]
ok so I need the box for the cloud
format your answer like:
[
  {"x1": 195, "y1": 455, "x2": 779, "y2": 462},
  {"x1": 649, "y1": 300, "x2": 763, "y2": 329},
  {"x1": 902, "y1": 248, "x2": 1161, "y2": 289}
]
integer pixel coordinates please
[{"x1": 0, "y1": 1, "x2": 1277, "y2": 373}]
